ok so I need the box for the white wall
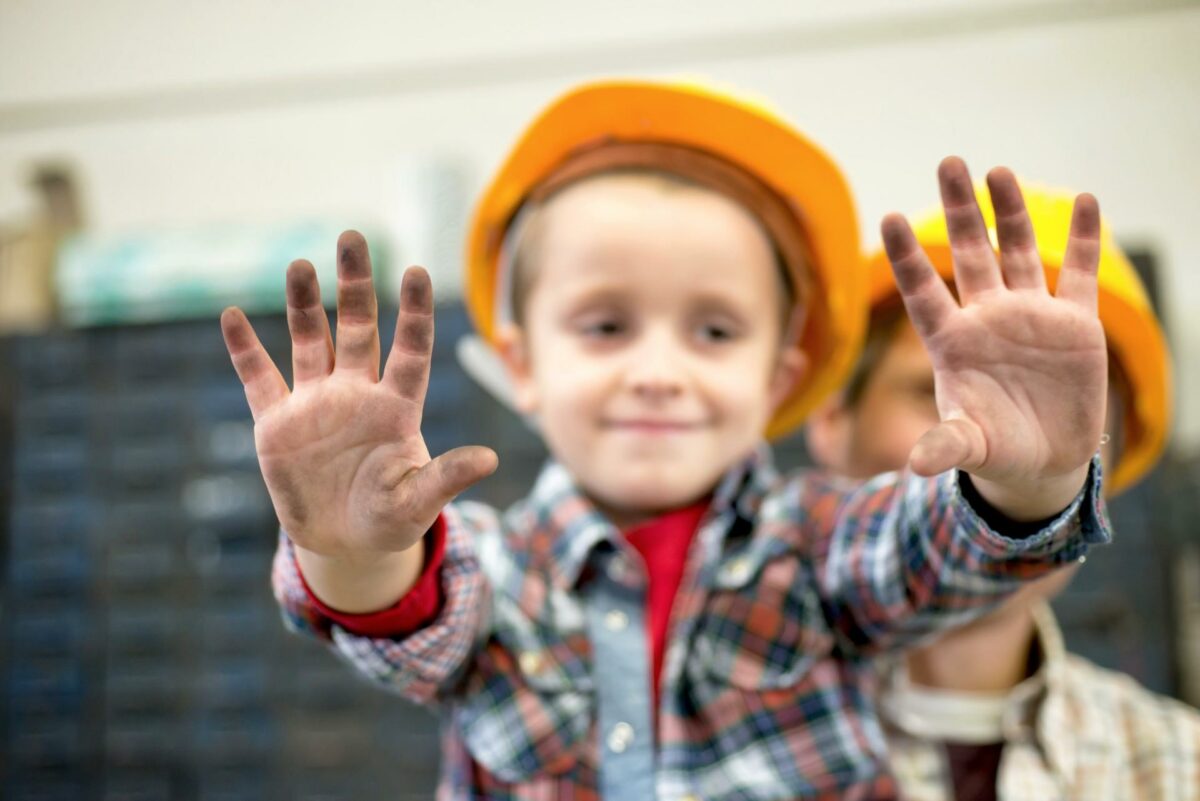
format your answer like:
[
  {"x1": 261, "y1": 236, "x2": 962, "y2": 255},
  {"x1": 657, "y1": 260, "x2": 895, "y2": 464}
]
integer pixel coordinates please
[{"x1": 2, "y1": 0, "x2": 1197, "y2": 446}]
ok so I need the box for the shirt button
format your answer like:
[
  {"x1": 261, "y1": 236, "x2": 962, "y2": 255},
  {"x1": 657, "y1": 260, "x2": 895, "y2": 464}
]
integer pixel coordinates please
[
  {"x1": 604, "y1": 609, "x2": 628, "y2": 632},
  {"x1": 724, "y1": 557, "x2": 751, "y2": 584},
  {"x1": 518, "y1": 651, "x2": 543, "y2": 676},
  {"x1": 608, "y1": 556, "x2": 630, "y2": 583},
  {"x1": 607, "y1": 721, "x2": 634, "y2": 753}
]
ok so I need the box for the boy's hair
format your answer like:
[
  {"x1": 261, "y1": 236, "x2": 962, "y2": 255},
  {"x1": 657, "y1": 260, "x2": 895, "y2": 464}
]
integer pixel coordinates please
[{"x1": 504, "y1": 168, "x2": 799, "y2": 332}]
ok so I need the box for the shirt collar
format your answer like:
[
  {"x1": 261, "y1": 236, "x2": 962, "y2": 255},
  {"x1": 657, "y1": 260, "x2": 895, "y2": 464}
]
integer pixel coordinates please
[
  {"x1": 1028, "y1": 601, "x2": 1080, "y2": 779},
  {"x1": 533, "y1": 444, "x2": 778, "y2": 591},
  {"x1": 878, "y1": 601, "x2": 1069, "y2": 747}
]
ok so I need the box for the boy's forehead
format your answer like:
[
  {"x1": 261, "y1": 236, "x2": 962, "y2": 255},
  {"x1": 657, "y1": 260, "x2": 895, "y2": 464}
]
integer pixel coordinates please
[
  {"x1": 530, "y1": 175, "x2": 782, "y2": 295},
  {"x1": 539, "y1": 170, "x2": 728, "y2": 218}
]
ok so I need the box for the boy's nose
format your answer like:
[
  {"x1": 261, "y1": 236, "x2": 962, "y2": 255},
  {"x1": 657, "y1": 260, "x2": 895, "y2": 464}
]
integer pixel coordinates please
[
  {"x1": 630, "y1": 372, "x2": 684, "y2": 400},
  {"x1": 624, "y1": 335, "x2": 686, "y2": 400}
]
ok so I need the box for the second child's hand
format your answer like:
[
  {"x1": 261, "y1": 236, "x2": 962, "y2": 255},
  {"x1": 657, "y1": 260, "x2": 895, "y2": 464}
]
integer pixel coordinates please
[
  {"x1": 221, "y1": 231, "x2": 497, "y2": 611},
  {"x1": 882, "y1": 159, "x2": 1107, "y2": 522}
]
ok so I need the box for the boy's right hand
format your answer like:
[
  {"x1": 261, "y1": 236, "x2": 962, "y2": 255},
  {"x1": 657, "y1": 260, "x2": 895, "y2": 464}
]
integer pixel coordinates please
[{"x1": 220, "y1": 231, "x2": 498, "y2": 610}]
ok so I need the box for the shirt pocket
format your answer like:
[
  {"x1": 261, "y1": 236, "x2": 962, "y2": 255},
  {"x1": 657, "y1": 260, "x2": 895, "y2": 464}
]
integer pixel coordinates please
[
  {"x1": 455, "y1": 625, "x2": 594, "y2": 783},
  {"x1": 693, "y1": 549, "x2": 835, "y2": 690}
]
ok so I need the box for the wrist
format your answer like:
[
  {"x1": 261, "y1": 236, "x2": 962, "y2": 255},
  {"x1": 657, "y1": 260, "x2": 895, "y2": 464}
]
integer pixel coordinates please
[
  {"x1": 295, "y1": 540, "x2": 425, "y2": 614},
  {"x1": 968, "y1": 462, "x2": 1091, "y2": 523}
]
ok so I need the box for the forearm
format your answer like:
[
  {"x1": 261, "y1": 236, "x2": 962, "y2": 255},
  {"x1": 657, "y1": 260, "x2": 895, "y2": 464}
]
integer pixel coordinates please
[
  {"x1": 271, "y1": 504, "x2": 493, "y2": 706},
  {"x1": 814, "y1": 459, "x2": 1108, "y2": 655},
  {"x1": 295, "y1": 539, "x2": 426, "y2": 613}
]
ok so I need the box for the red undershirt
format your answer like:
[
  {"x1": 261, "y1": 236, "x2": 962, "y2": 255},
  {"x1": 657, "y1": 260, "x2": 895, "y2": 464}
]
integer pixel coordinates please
[
  {"x1": 621, "y1": 501, "x2": 708, "y2": 704},
  {"x1": 298, "y1": 515, "x2": 449, "y2": 639},
  {"x1": 300, "y1": 501, "x2": 708, "y2": 705}
]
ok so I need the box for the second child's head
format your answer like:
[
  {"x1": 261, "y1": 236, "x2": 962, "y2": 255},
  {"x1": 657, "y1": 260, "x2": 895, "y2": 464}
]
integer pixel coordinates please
[{"x1": 463, "y1": 81, "x2": 866, "y2": 524}]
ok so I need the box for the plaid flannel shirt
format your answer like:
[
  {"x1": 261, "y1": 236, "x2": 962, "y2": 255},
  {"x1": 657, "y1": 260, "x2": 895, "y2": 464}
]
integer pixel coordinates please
[
  {"x1": 881, "y1": 602, "x2": 1200, "y2": 801},
  {"x1": 273, "y1": 447, "x2": 1110, "y2": 800}
]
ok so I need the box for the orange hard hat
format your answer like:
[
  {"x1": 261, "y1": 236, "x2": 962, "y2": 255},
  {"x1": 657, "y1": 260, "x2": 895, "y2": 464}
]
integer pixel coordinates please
[
  {"x1": 464, "y1": 79, "x2": 864, "y2": 438},
  {"x1": 865, "y1": 182, "x2": 1172, "y2": 494}
]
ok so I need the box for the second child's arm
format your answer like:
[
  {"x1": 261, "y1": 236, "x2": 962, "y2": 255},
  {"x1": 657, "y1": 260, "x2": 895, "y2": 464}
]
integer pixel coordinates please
[{"x1": 221, "y1": 231, "x2": 498, "y2": 613}]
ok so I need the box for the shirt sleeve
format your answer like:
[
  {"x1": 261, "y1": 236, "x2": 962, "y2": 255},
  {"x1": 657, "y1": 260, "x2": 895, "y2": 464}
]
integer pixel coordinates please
[
  {"x1": 804, "y1": 454, "x2": 1110, "y2": 656},
  {"x1": 271, "y1": 502, "x2": 494, "y2": 705}
]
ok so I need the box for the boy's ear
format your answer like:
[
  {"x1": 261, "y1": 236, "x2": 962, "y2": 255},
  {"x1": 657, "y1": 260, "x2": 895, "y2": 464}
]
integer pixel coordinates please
[
  {"x1": 769, "y1": 345, "x2": 807, "y2": 416},
  {"x1": 804, "y1": 393, "x2": 852, "y2": 474},
  {"x1": 495, "y1": 323, "x2": 539, "y2": 414}
]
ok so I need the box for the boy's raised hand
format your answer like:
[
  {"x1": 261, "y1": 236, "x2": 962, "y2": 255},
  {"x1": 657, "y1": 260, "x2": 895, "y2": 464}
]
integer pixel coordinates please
[
  {"x1": 882, "y1": 159, "x2": 1107, "y2": 521},
  {"x1": 221, "y1": 232, "x2": 498, "y2": 586}
]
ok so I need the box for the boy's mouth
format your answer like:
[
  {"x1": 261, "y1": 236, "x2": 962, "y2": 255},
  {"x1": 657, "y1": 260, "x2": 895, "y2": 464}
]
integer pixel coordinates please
[{"x1": 603, "y1": 419, "x2": 704, "y2": 433}]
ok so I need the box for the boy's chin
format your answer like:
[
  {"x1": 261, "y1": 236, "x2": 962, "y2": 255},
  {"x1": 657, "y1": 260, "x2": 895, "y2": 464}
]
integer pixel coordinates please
[{"x1": 582, "y1": 473, "x2": 721, "y2": 522}]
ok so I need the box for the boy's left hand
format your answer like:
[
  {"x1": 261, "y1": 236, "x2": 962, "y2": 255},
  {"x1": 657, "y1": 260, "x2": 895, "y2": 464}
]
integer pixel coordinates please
[{"x1": 882, "y1": 158, "x2": 1107, "y2": 521}]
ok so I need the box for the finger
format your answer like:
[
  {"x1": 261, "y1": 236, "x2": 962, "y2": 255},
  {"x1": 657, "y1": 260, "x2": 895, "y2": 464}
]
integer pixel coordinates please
[
  {"x1": 221, "y1": 307, "x2": 289, "y2": 421},
  {"x1": 939, "y1": 157, "x2": 1003, "y2": 301},
  {"x1": 986, "y1": 167, "x2": 1047, "y2": 292},
  {"x1": 908, "y1": 418, "x2": 987, "y2": 477},
  {"x1": 1055, "y1": 193, "x2": 1102, "y2": 315},
  {"x1": 881, "y1": 212, "x2": 958, "y2": 339},
  {"x1": 334, "y1": 230, "x2": 381, "y2": 376},
  {"x1": 382, "y1": 267, "x2": 435, "y2": 404},
  {"x1": 397, "y1": 446, "x2": 499, "y2": 524},
  {"x1": 286, "y1": 259, "x2": 334, "y2": 384}
]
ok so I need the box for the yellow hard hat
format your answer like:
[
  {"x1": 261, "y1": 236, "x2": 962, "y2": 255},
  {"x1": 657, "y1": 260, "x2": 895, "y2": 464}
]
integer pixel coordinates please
[
  {"x1": 464, "y1": 79, "x2": 864, "y2": 438},
  {"x1": 865, "y1": 182, "x2": 1172, "y2": 494}
]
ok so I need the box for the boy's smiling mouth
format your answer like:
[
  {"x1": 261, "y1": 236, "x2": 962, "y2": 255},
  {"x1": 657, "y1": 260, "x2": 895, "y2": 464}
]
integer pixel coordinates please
[{"x1": 602, "y1": 418, "x2": 706, "y2": 433}]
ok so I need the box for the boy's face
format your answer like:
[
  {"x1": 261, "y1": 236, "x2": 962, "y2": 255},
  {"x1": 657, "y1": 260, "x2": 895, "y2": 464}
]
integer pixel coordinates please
[
  {"x1": 836, "y1": 319, "x2": 940, "y2": 480},
  {"x1": 499, "y1": 174, "x2": 805, "y2": 525}
]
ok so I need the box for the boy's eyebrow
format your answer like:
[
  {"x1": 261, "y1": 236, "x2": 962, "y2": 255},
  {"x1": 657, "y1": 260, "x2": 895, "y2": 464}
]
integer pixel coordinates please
[
  {"x1": 685, "y1": 291, "x2": 756, "y2": 318},
  {"x1": 550, "y1": 282, "x2": 633, "y2": 312}
]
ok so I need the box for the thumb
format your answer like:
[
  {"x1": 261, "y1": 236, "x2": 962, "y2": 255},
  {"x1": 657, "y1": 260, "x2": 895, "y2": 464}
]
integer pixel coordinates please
[
  {"x1": 909, "y1": 418, "x2": 987, "y2": 477},
  {"x1": 400, "y1": 446, "x2": 500, "y2": 523}
]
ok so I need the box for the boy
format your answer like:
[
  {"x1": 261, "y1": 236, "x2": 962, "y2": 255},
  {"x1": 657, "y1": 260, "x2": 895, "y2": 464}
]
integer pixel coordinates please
[
  {"x1": 806, "y1": 183, "x2": 1200, "y2": 800},
  {"x1": 221, "y1": 80, "x2": 1112, "y2": 799}
]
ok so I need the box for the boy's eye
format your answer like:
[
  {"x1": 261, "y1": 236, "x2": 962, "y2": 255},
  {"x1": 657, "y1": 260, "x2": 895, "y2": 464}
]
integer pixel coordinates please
[
  {"x1": 580, "y1": 318, "x2": 626, "y2": 338},
  {"x1": 697, "y1": 323, "x2": 737, "y2": 343}
]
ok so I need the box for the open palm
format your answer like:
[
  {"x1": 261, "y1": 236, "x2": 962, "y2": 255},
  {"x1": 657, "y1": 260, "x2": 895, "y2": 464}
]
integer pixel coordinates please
[
  {"x1": 882, "y1": 160, "x2": 1107, "y2": 515},
  {"x1": 220, "y1": 232, "x2": 497, "y2": 560}
]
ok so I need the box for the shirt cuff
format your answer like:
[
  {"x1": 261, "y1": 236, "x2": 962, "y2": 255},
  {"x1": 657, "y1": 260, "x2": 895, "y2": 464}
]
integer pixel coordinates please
[
  {"x1": 956, "y1": 453, "x2": 1111, "y2": 559},
  {"x1": 958, "y1": 472, "x2": 1062, "y2": 539},
  {"x1": 296, "y1": 516, "x2": 448, "y2": 638}
]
